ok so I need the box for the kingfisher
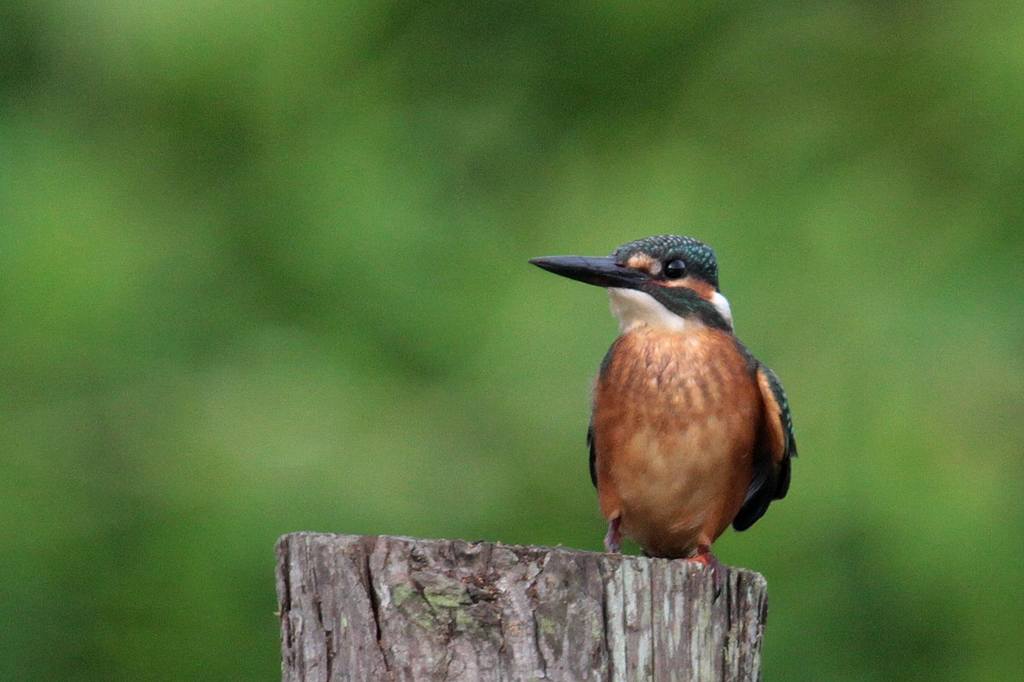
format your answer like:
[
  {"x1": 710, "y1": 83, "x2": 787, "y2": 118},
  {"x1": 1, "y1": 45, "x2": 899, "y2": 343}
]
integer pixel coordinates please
[{"x1": 530, "y1": 235, "x2": 795, "y2": 570}]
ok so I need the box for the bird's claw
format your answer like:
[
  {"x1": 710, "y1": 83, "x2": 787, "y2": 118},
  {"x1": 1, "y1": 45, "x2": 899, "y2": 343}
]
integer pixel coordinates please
[{"x1": 688, "y1": 545, "x2": 725, "y2": 600}]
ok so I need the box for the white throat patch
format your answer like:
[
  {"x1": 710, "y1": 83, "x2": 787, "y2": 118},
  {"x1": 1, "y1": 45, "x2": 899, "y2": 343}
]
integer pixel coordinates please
[
  {"x1": 711, "y1": 291, "x2": 734, "y2": 329},
  {"x1": 607, "y1": 288, "x2": 735, "y2": 333},
  {"x1": 608, "y1": 288, "x2": 690, "y2": 333}
]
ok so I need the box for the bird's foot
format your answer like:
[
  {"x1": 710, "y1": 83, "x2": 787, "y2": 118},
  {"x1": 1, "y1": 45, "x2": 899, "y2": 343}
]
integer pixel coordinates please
[
  {"x1": 688, "y1": 545, "x2": 725, "y2": 599},
  {"x1": 603, "y1": 517, "x2": 622, "y2": 553}
]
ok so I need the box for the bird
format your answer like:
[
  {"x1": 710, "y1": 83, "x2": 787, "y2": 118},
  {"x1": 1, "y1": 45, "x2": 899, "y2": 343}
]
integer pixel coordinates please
[{"x1": 529, "y1": 235, "x2": 795, "y2": 571}]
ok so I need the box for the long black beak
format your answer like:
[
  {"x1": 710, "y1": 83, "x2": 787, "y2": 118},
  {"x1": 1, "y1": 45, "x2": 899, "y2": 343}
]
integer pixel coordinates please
[{"x1": 528, "y1": 255, "x2": 645, "y2": 289}]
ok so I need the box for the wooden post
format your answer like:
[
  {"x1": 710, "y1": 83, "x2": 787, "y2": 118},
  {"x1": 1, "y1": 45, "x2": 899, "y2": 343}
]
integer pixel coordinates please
[{"x1": 276, "y1": 533, "x2": 768, "y2": 681}]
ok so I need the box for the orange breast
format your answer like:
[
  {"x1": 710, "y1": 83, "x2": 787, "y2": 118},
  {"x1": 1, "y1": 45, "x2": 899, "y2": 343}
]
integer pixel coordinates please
[{"x1": 591, "y1": 326, "x2": 761, "y2": 558}]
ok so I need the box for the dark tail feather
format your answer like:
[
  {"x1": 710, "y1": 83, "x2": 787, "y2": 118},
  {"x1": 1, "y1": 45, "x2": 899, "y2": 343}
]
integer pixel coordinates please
[{"x1": 732, "y1": 462, "x2": 775, "y2": 531}]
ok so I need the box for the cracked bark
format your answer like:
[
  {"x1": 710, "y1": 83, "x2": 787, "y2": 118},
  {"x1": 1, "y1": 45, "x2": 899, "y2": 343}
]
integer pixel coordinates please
[{"x1": 276, "y1": 533, "x2": 768, "y2": 681}]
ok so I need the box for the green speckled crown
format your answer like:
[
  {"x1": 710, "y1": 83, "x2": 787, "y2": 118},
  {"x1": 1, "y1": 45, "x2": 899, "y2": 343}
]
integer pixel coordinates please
[{"x1": 613, "y1": 235, "x2": 719, "y2": 288}]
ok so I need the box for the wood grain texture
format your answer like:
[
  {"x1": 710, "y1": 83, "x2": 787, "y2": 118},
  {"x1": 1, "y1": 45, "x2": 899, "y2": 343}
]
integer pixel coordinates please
[{"x1": 276, "y1": 533, "x2": 767, "y2": 682}]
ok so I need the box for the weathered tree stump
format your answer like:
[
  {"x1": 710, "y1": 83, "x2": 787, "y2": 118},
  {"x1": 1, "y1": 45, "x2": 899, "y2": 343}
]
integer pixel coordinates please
[{"x1": 276, "y1": 533, "x2": 768, "y2": 681}]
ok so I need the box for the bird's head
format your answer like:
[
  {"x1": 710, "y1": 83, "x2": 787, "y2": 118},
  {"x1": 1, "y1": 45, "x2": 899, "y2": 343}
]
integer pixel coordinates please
[{"x1": 529, "y1": 235, "x2": 734, "y2": 333}]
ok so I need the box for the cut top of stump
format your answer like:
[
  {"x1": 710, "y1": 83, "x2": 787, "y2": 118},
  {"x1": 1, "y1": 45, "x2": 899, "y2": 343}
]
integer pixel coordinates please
[{"x1": 276, "y1": 533, "x2": 768, "y2": 682}]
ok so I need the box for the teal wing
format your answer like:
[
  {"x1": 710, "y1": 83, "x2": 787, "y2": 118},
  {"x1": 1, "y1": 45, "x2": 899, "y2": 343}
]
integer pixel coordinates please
[
  {"x1": 587, "y1": 422, "x2": 597, "y2": 487},
  {"x1": 733, "y1": 363, "x2": 797, "y2": 531},
  {"x1": 587, "y1": 338, "x2": 622, "y2": 489}
]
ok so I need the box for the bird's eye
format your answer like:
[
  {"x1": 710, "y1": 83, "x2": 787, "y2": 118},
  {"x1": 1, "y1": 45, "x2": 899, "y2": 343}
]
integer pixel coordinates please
[{"x1": 664, "y1": 259, "x2": 687, "y2": 279}]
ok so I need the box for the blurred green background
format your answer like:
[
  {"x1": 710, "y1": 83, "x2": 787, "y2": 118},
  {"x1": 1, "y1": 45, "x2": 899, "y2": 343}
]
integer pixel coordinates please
[{"x1": 2, "y1": 2, "x2": 1022, "y2": 680}]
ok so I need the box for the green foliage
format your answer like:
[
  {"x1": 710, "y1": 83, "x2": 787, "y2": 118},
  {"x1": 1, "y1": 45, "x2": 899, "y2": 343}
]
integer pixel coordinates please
[{"x1": 2, "y1": 2, "x2": 1022, "y2": 679}]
